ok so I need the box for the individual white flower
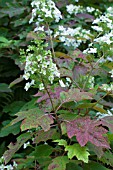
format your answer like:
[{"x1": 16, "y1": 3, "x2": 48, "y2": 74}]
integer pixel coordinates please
[
  {"x1": 59, "y1": 80, "x2": 66, "y2": 87},
  {"x1": 91, "y1": 26, "x2": 103, "y2": 32},
  {"x1": 39, "y1": 83, "x2": 44, "y2": 90},
  {"x1": 66, "y1": 77, "x2": 71, "y2": 83},
  {"x1": 109, "y1": 69, "x2": 113, "y2": 77},
  {"x1": 66, "y1": 4, "x2": 75, "y2": 14},
  {"x1": 23, "y1": 73, "x2": 30, "y2": 80},
  {"x1": 107, "y1": 56, "x2": 113, "y2": 61},
  {"x1": 13, "y1": 161, "x2": 18, "y2": 168},
  {"x1": 34, "y1": 26, "x2": 44, "y2": 32},
  {"x1": 24, "y1": 80, "x2": 35, "y2": 91},
  {"x1": 24, "y1": 82, "x2": 31, "y2": 91},
  {"x1": 59, "y1": 36, "x2": 65, "y2": 42},
  {"x1": 88, "y1": 48, "x2": 97, "y2": 53},
  {"x1": 86, "y1": 7, "x2": 95, "y2": 13},
  {"x1": 23, "y1": 141, "x2": 30, "y2": 149}
]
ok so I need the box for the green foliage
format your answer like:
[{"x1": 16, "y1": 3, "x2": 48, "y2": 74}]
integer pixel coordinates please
[
  {"x1": 48, "y1": 156, "x2": 69, "y2": 170},
  {"x1": 0, "y1": 0, "x2": 113, "y2": 169},
  {"x1": 65, "y1": 144, "x2": 90, "y2": 163}
]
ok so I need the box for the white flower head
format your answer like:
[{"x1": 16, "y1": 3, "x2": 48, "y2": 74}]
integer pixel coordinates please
[
  {"x1": 23, "y1": 141, "x2": 30, "y2": 149},
  {"x1": 59, "y1": 80, "x2": 66, "y2": 87}
]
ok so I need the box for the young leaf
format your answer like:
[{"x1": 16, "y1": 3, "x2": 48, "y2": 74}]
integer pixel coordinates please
[
  {"x1": 66, "y1": 117, "x2": 110, "y2": 149},
  {"x1": 65, "y1": 144, "x2": 90, "y2": 163},
  {"x1": 48, "y1": 156, "x2": 69, "y2": 170},
  {"x1": 53, "y1": 139, "x2": 67, "y2": 147}
]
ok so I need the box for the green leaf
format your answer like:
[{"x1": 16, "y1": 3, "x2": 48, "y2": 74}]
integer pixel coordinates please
[
  {"x1": 48, "y1": 156, "x2": 69, "y2": 170},
  {"x1": 0, "y1": 4, "x2": 26, "y2": 18},
  {"x1": 0, "y1": 83, "x2": 12, "y2": 92},
  {"x1": 0, "y1": 36, "x2": 9, "y2": 43},
  {"x1": 59, "y1": 113, "x2": 78, "y2": 121},
  {"x1": 83, "y1": 161, "x2": 110, "y2": 170},
  {"x1": 34, "y1": 129, "x2": 60, "y2": 144},
  {"x1": 0, "y1": 122, "x2": 21, "y2": 137},
  {"x1": 3, "y1": 132, "x2": 32, "y2": 164},
  {"x1": 3, "y1": 101, "x2": 26, "y2": 116},
  {"x1": 93, "y1": 106, "x2": 107, "y2": 113},
  {"x1": 66, "y1": 162, "x2": 83, "y2": 170},
  {"x1": 61, "y1": 122, "x2": 67, "y2": 135},
  {"x1": 65, "y1": 144, "x2": 90, "y2": 163},
  {"x1": 31, "y1": 145, "x2": 53, "y2": 158},
  {"x1": 53, "y1": 139, "x2": 67, "y2": 147}
]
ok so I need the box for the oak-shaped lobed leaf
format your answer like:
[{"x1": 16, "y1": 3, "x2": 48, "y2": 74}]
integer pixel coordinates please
[
  {"x1": 11, "y1": 108, "x2": 54, "y2": 132},
  {"x1": 66, "y1": 117, "x2": 110, "y2": 149},
  {"x1": 35, "y1": 87, "x2": 67, "y2": 103},
  {"x1": 34, "y1": 87, "x2": 67, "y2": 111},
  {"x1": 65, "y1": 144, "x2": 90, "y2": 163},
  {"x1": 60, "y1": 88, "x2": 93, "y2": 103}
]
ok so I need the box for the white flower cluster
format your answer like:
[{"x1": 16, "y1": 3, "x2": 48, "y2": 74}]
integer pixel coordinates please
[
  {"x1": 66, "y1": 4, "x2": 99, "y2": 15},
  {"x1": 91, "y1": 9, "x2": 113, "y2": 43},
  {"x1": 101, "y1": 83, "x2": 113, "y2": 91},
  {"x1": 29, "y1": 0, "x2": 62, "y2": 32},
  {"x1": 22, "y1": 41, "x2": 60, "y2": 91},
  {"x1": 94, "y1": 31, "x2": 113, "y2": 45},
  {"x1": 54, "y1": 25, "x2": 91, "y2": 48},
  {"x1": 0, "y1": 156, "x2": 17, "y2": 170}
]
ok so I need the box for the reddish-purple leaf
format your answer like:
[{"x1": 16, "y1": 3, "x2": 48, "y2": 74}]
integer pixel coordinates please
[
  {"x1": 60, "y1": 88, "x2": 93, "y2": 103},
  {"x1": 101, "y1": 116, "x2": 113, "y2": 133},
  {"x1": 33, "y1": 129, "x2": 59, "y2": 144},
  {"x1": 66, "y1": 117, "x2": 110, "y2": 149},
  {"x1": 34, "y1": 87, "x2": 68, "y2": 112}
]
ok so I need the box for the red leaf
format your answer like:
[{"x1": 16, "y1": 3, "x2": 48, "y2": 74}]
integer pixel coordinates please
[
  {"x1": 66, "y1": 117, "x2": 110, "y2": 149},
  {"x1": 101, "y1": 116, "x2": 113, "y2": 133}
]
